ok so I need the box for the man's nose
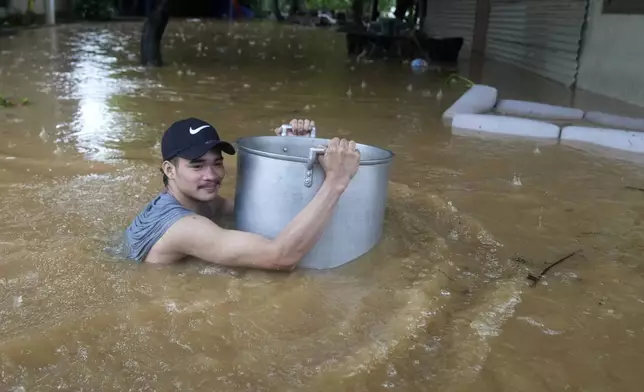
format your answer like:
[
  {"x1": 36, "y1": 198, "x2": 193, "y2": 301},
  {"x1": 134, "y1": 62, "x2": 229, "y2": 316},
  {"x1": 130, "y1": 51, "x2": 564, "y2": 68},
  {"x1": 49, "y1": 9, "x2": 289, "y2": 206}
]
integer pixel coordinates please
[{"x1": 202, "y1": 166, "x2": 218, "y2": 180}]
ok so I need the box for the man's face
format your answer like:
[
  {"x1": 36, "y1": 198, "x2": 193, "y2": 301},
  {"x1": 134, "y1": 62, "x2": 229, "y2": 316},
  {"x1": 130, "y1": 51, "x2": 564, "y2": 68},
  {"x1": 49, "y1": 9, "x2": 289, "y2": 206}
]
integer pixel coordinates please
[{"x1": 167, "y1": 149, "x2": 226, "y2": 202}]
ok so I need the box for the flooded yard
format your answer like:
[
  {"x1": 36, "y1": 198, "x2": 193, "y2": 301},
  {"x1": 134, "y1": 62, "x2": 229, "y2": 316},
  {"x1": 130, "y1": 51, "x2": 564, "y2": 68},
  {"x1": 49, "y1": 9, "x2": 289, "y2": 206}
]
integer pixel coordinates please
[{"x1": 1, "y1": 20, "x2": 644, "y2": 391}]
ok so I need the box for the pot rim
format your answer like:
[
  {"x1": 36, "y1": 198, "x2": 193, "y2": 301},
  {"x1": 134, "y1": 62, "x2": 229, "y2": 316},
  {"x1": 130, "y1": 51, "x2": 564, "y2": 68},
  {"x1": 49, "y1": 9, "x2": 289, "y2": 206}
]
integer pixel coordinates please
[{"x1": 234, "y1": 136, "x2": 395, "y2": 166}]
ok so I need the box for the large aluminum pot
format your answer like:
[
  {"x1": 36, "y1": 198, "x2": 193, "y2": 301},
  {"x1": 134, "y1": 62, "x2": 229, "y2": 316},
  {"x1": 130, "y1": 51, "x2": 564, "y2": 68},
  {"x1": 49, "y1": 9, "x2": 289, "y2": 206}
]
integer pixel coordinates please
[{"x1": 234, "y1": 136, "x2": 394, "y2": 269}]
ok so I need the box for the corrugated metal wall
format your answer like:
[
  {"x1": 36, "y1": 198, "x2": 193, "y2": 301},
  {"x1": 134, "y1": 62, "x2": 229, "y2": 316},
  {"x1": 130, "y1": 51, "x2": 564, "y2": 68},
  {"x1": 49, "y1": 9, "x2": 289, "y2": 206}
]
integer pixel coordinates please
[
  {"x1": 424, "y1": 0, "x2": 589, "y2": 87},
  {"x1": 424, "y1": 0, "x2": 477, "y2": 59},
  {"x1": 486, "y1": 0, "x2": 589, "y2": 87}
]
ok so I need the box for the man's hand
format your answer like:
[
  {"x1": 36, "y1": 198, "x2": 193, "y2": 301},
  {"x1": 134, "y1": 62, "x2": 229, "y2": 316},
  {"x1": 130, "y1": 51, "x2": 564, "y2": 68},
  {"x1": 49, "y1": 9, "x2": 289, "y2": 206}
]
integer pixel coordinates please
[
  {"x1": 319, "y1": 137, "x2": 361, "y2": 190},
  {"x1": 274, "y1": 118, "x2": 316, "y2": 136}
]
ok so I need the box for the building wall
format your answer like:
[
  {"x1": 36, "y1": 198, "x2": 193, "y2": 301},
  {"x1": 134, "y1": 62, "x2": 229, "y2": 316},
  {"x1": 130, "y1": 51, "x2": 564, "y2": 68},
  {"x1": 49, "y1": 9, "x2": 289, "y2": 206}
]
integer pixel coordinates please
[
  {"x1": 423, "y1": 0, "x2": 588, "y2": 87},
  {"x1": 577, "y1": 0, "x2": 644, "y2": 108}
]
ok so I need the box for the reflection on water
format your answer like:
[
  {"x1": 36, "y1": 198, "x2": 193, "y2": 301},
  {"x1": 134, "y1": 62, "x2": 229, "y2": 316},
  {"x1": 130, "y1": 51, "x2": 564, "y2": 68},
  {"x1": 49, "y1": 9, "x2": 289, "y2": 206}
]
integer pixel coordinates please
[{"x1": 1, "y1": 20, "x2": 644, "y2": 391}]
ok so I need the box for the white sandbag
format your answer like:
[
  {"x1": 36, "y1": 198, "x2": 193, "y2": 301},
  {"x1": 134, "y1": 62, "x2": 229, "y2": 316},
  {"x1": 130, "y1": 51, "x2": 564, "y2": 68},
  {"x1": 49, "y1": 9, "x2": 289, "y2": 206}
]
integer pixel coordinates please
[
  {"x1": 494, "y1": 99, "x2": 584, "y2": 121},
  {"x1": 452, "y1": 114, "x2": 561, "y2": 139},
  {"x1": 560, "y1": 126, "x2": 644, "y2": 153},
  {"x1": 583, "y1": 111, "x2": 644, "y2": 132},
  {"x1": 442, "y1": 85, "x2": 498, "y2": 126}
]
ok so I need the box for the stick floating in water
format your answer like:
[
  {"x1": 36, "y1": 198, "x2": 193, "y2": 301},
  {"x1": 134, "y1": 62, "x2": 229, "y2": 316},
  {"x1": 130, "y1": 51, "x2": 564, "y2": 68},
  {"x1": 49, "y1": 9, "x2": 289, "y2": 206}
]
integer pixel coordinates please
[
  {"x1": 446, "y1": 73, "x2": 474, "y2": 88},
  {"x1": 527, "y1": 250, "x2": 581, "y2": 287}
]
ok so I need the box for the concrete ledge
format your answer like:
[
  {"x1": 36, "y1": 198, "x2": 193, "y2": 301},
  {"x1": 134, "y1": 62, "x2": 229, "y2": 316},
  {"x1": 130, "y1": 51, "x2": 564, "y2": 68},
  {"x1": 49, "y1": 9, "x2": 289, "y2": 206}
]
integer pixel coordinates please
[
  {"x1": 583, "y1": 111, "x2": 644, "y2": 132},
  {"x1": 444, "y1": 82, "x2": 644, "y2": 156},
  {"x1": 442, "y1": 85, "x2": 498, "y2": 127},
  {"x1": 452, "y1": 114, "x2": 561, "y2": 139},
  {"x1": 495, "y1": 99, "x2": 585, "y2": 121},
  {"x1": 560, "y1": 126, "x2": 644, "y2": 153}
]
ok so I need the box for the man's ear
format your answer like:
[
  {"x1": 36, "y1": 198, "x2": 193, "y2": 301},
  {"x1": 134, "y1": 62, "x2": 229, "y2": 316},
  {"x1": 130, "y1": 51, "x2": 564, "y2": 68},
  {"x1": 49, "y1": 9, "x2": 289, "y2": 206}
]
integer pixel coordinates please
[{"x1": 162, "y1": 159, "x2": 176, "y2": 180}]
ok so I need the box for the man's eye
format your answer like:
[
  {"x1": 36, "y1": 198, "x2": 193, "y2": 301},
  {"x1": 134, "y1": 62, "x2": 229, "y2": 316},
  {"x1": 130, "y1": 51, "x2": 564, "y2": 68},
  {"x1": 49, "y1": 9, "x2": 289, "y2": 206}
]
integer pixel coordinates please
[{"x1": 192, "y1": 165, "x2": 203, "y2": 169}]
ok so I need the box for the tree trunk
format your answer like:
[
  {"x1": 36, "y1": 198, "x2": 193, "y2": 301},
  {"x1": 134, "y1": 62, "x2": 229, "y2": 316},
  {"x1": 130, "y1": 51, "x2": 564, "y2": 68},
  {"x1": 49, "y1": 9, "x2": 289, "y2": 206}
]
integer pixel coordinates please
[
  {"x1": 394, "y1": 0, "x2": 414, "y2": 20},
  {"x1": 370, "y1": 0, "x2": 379, "y2": 21},
  {"x1": 272, "y1": 0, "x2": 284, "y2": 20},
  {"x1": 417, "y1": 0, "x2": 427, "y2": 30},
  {"x1": 351, "y1": 0, "x2": 363, "y2": 26},
  {"x1": 289, "y1": 0, "x2": 299, "y2": 16},
  {"x1": 140, "y1": 0, "x2": 171, "y2": 67}
]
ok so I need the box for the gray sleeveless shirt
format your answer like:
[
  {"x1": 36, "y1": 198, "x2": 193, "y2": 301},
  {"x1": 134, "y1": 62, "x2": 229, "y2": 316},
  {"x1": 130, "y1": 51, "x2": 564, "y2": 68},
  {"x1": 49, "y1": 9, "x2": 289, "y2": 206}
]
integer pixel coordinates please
[{"x1": 124, "y1": 192, "x2": 194, "y2": 262}]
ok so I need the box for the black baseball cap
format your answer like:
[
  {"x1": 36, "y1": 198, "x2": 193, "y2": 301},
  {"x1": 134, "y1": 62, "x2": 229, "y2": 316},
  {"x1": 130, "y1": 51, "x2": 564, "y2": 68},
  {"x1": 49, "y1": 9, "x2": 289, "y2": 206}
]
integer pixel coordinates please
[{"x1": 161, "y1": 117, "x2": 236, "y2": 161}]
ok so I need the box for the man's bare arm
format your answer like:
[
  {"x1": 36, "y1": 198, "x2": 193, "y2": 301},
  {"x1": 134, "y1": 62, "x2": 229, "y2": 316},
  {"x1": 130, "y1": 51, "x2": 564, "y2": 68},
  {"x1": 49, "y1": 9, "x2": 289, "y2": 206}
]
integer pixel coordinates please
[{"x1": 168, "y1": 179, "x2": 346, "y2": 270}]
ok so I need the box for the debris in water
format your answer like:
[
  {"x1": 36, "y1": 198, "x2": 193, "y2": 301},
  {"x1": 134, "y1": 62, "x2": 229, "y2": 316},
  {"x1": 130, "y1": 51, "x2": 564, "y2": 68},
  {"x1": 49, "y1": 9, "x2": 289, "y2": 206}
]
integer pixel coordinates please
[
  {"x1": 410, "y1": 58, "x2": 428, "y2": 74},
  {"x1": 533, "y1": 146, "x2": 541, "y2": 155},
  {"x1": 527, "y1": 250, "x2": 581, "y2": 287},
  {"x1": 386, "y1": 363, "x2": 397, "y2": 377},
  {"x1": 346, "y1": 87, "x2": 352, "y2": 98},
  {"x1": 436, "y1": 89, "x2": 443, "y2": 101},
  {"x1": 516, "y1": 316, "x2": 564, "y2": 335},
  {"x1": 445, "y1": 73, "x2": 474, "y2": 88},
  {"x1": 356, "y1": 49, "x2": 367, "y2": 63},
  {"x1": 1, "y1": 95, "x2": 29, "y2": 107},
  {"x1": 361, "y1": 80, "x2": 367, "y2": 89},
  {"x1": 406, "y1": 84, "x2": 413, "y2": 92},
  {"x1": 511, "y1": 256, "x2": 529, "y2": 264},
  {"x1": 624, "y1": 185, "x2": 644, "y2": 192},
  {"x1": 512, "y1": 173, "x2": 522, "y2": 186}
]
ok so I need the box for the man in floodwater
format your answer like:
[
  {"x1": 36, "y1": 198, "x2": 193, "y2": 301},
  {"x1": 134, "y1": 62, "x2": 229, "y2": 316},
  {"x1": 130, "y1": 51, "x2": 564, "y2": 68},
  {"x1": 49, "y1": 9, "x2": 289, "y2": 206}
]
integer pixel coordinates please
[{"x1": 124, "y1": 117, "x2": 360, "y2": 270}]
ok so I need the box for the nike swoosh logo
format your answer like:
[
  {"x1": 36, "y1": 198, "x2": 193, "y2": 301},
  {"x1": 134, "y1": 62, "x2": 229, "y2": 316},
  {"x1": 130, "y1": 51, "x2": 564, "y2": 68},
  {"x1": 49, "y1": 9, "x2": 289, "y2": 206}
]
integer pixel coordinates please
[{"x1": 189, "y1": 125, "x2": 210, "y2": 135}]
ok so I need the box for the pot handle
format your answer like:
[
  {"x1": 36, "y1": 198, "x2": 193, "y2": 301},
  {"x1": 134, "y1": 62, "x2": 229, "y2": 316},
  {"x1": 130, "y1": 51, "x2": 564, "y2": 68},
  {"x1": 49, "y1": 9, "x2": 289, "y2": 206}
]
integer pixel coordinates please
[
  {"x1": 280, "y1": 124, "x2": 317, "y2": 138},
  {"x1": 304, "y1": 147, "x2": 326, "y2": 187}
]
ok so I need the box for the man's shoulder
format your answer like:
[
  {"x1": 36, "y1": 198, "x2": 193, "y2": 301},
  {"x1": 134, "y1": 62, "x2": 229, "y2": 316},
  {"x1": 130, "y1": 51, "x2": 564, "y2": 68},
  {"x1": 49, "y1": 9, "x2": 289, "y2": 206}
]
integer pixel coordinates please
[
  {"x1": 146, "y1": 214, "x2": 220, "y2": 263},
  {"x1": 124, "y1": 192, "x2": 195, "y2": 262}
]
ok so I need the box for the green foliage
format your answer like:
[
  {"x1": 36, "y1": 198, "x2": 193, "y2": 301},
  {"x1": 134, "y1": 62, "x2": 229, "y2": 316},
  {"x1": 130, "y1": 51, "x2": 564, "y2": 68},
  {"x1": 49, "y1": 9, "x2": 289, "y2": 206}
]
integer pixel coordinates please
[
  {"x1": 304, "y1": 0, "x2": 352, "y2": 10},
  {"x1": 0, "y1": 96, "x2": 30, "y2": 108},
  {"x1": 446, "y1": 74, "x2": 474, "y2": 88},
  {"x1": 74, "y1": 0, "x2": 115, "y2": 21},
  {"x1": 303, "y1": 0, "x2": 396, "y2": 12}
]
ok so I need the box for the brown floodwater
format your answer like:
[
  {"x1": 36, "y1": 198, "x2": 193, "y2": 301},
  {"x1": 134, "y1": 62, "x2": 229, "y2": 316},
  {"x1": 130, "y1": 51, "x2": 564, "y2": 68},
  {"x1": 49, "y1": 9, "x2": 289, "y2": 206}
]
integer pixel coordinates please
[{"x1": 1, "y1": 19, "x2": 644, "y2": 392}]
